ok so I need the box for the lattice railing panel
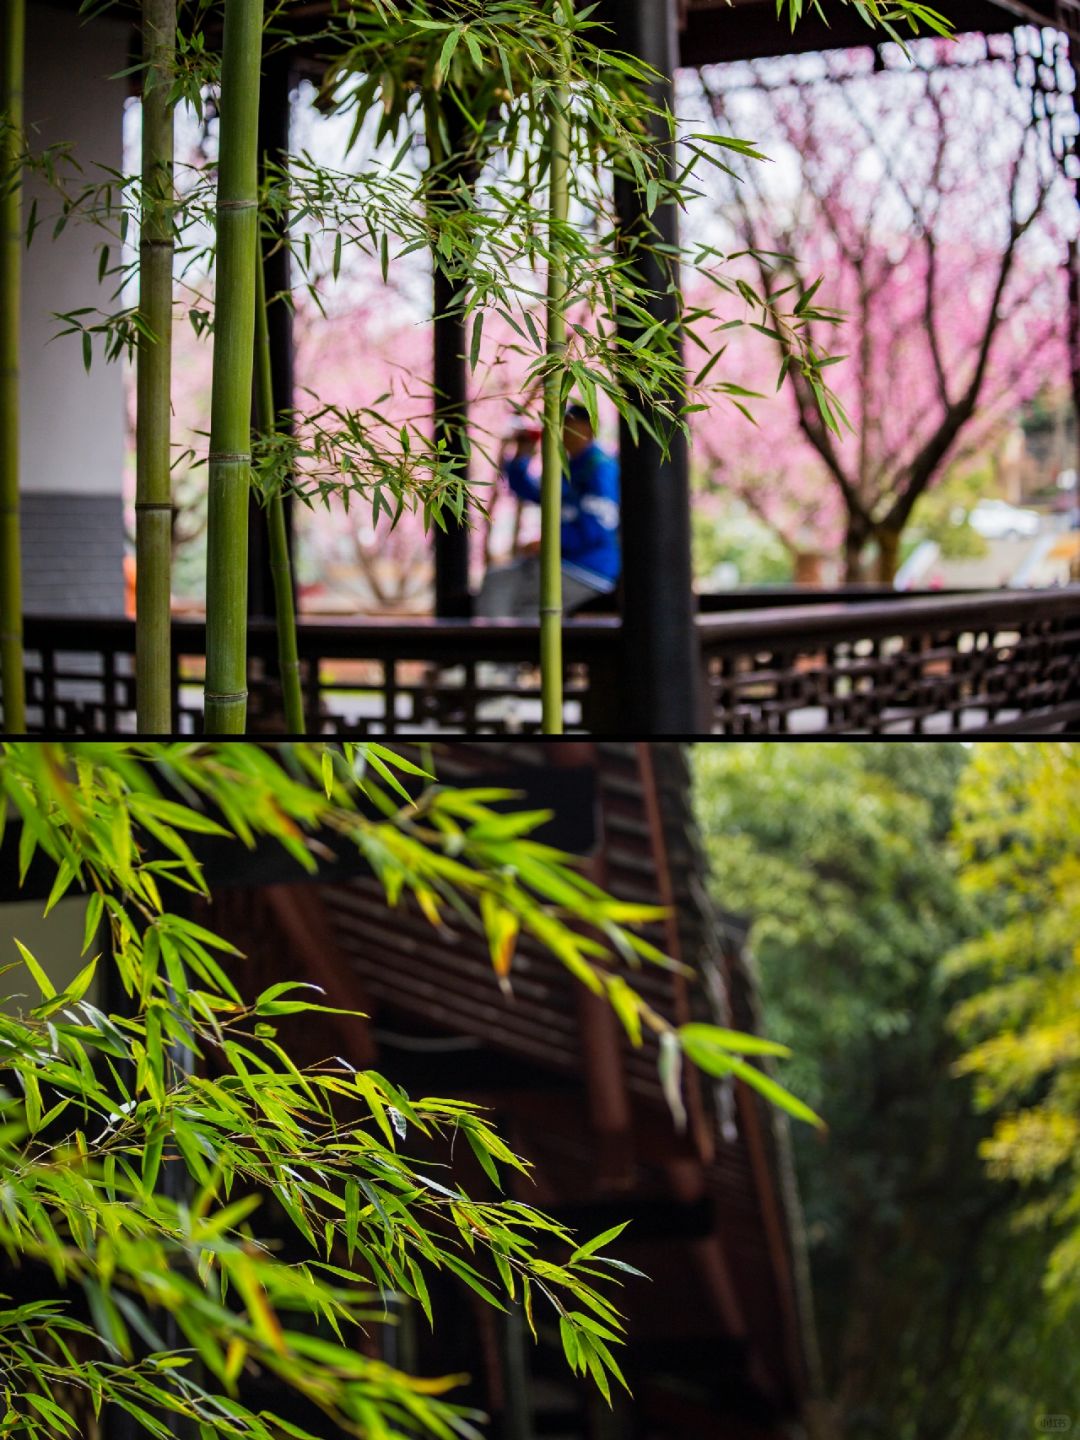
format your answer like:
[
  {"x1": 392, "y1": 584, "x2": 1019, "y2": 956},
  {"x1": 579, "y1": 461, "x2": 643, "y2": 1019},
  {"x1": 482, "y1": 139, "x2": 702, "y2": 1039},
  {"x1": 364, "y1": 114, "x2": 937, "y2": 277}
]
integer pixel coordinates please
[
  {"x1": 10, "y1": 589, "x2": 1080, "y2": 736},
  {"x1": 698, "y1": 590, "x2": 1080, "y2": 733},
  {"x1": 14, "y1": 616, "x2": 621, "y2": 737}
]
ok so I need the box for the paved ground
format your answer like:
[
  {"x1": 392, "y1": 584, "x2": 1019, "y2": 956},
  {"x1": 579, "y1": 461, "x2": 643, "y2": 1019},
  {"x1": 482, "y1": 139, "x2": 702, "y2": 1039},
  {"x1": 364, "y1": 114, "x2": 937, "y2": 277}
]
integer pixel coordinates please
[{"x1": 930, "y1": 537, "x2": 1038, "y2": 589}]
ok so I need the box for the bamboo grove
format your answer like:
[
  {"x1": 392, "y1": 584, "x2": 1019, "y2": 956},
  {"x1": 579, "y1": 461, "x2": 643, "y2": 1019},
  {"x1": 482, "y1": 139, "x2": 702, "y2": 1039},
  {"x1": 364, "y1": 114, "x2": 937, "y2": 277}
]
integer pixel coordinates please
[{"x1": 0, "y1": 0, "x2": 952, "y2": 735}]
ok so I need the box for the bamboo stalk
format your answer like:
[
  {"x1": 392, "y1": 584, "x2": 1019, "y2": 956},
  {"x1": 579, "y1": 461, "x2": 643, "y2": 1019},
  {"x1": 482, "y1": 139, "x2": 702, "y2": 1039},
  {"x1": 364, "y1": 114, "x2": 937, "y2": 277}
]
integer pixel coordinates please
[
  {"x1": 203, "y1": 0, "x2": 262, "y2": 734},
  {"x1": 254, "y1": 246, "x2": 304, "y2": 733},
  {"x1": 539, "y1": 12, "x2": 570, "y2": 735},
  {"x1": 135, "y1": 0, "x2": 176, "y2": 734},
  {"x1": 0, "y1": 0, "x2": 26, "y2": 733}
]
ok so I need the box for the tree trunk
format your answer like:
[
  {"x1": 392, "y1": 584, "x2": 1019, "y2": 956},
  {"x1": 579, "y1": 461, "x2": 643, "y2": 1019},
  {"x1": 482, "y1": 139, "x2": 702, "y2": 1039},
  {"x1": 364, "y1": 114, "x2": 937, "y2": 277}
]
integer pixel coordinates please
[
  {"x1": 135, "y1": 0, "x2": 176, "y2": 734},
  {"x1": 793, "y1": 550, "x2": 825, "y2": 586},
  {"x1": 253, "y1": 245, "x2": 304, "y2": 732},
  {"x1": 539, "y1": 8, "x2": 570, "y2": 736},
  {"x1": 873, "y1": 526, "x2": 901, "y2": 584},
  {"x1": 203, "y1": 0, "x2": 263, "y2": 733},
  {"x1": 843, "y1": 519, "x2": 869, "y2": 585},
  {"x1": 0, "y1": 0, "x2": 26, "y2": 732}
]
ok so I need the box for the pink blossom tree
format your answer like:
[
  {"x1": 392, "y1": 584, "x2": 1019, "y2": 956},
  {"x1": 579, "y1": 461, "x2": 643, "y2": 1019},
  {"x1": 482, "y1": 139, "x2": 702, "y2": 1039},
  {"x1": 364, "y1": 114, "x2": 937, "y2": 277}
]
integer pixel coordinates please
[
  {"x1": 685, "y1": 35, "x2": 1071, "y2": 581},
  {"x1": 291, "y1": 284, "x2": 437, "y2": 612}
]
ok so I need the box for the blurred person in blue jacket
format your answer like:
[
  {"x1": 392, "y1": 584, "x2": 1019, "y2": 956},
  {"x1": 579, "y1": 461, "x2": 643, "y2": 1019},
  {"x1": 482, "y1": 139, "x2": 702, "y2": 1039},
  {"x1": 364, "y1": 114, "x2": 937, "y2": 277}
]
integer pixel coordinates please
[{"x1": 476, "y1": 403, "x2": 620, "y2": 618}]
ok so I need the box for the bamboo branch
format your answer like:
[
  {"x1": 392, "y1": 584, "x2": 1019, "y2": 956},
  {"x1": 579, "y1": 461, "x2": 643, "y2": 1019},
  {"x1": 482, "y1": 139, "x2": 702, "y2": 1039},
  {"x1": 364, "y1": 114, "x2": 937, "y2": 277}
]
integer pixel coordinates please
[
  {"x1": 204, "y1": 0, "x2": 263, "y2": 734},
  {"x1": 539, "y1": 5, "x2": 570, "y2": 736},
  {"x1": 135, "y1": 0, "x2": 176, "y2": 734},
  {"x1": 0, "y1": 0, "x2": 26, "y2": 732}
]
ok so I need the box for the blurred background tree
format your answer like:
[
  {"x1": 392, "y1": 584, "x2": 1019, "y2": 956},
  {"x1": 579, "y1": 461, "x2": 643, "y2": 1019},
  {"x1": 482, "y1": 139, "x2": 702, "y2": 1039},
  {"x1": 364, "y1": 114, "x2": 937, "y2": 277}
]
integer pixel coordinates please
[
  {"x1": 684, "y1": 37, "x2": 1070, "y2": 583},
  {"x1": 692, "y1": 742, "x2": 1080, "y2": 1440},
  {"x1": 689, "y1": 493, "x2": 795, "y2": 589},
  {"x1": 946, "y1": 743, "x2": 1080, "y2": 1301}
]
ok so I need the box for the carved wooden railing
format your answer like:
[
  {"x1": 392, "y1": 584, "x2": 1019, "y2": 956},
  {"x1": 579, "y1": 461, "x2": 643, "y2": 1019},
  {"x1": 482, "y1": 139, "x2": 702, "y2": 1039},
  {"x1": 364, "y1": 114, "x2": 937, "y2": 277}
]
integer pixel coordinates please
[
  {"x1": 17, "y1": 614, "x2": 623, "y2": 736},
  {"x1": 697, "y1": 588, "x2": 1080, "y2": 734},
  {"x1": 12, "y1": 587, "x2": 1080, "y2": 735}
]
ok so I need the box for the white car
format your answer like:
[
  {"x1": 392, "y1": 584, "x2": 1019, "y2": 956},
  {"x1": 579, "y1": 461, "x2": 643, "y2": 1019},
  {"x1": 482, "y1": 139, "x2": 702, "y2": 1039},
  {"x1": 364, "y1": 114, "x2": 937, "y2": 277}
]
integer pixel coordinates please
[{"x1": 968, "y1": 499, "x2": 1042, "y2": 542}]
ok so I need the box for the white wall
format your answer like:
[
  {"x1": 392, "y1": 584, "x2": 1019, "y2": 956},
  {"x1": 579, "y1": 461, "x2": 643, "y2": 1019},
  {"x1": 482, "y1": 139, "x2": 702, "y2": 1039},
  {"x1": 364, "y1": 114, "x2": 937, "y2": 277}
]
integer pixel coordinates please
[
  {"x1": 0, "y1": 897, "x2": 99, "y2": 1014},
  {"x1": 21, "y1": 2, "x2": 129, "y2": 499}
]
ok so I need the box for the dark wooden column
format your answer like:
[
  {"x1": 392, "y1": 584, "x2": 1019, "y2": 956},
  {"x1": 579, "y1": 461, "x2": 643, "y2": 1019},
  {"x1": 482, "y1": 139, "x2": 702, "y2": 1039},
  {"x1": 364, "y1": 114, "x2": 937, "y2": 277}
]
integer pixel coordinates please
[
  {"x1": 249, "y1": 49, "x2": 295, "y2": 623},
  {"x1": 430, "y1": 94, "x2": 475, "y2": 619},
  {"x1": 1067, "y1": 45, "x2": 1080, "y2": 543},
  {"x1": 610, "y1": 0, "x2": 700, "y2": 733},
  {"x1": 433, "y1": 267, "x2": 472, "y2": 616}
]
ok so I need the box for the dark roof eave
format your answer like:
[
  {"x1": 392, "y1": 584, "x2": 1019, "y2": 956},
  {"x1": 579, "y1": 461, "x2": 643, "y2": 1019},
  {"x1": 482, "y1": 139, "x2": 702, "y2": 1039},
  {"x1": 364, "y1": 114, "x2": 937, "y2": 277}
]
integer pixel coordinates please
[{"x1": 680, "y1": 0, "x2": 1076, "y2": 68}]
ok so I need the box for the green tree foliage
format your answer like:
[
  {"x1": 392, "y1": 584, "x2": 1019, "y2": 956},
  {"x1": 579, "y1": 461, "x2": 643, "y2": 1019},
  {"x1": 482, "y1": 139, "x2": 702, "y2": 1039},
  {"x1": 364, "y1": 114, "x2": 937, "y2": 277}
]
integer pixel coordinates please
[
  {"x1": 692, "y1": 742, "x2": 1080, "y2": 1440},
  {"x1": 946, "y1": 742, "x2": 1080, "y2": 1300},
  {"x1": 0, "y1": 740, "x2": 807, "y2": 1437}
]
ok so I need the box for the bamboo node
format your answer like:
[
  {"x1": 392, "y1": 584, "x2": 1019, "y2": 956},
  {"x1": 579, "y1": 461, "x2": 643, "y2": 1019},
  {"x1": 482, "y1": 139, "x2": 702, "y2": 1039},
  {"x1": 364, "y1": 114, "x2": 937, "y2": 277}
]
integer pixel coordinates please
[
  {"x1": 539, "y1": 606, "x2": 564, "y2": 615},
  {"x1": 134, "y1": 501, "x2": 174, "y2": 512},
  {"x1": 205, "y1": 690, "x2": 248, "y2": 703},
  {"x1": 217, "y1": 199, "x2": 258, "y2": 212},
  {"x1": 208, "y1": 451, "x2": 251, "y2": 464}
]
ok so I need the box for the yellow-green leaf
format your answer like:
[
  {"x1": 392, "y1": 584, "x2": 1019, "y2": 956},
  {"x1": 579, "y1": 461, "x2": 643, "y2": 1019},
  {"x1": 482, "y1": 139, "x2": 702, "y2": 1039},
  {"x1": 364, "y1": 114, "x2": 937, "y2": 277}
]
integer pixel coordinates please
[{"x1": 14, "y1": 938, "x2": 56, "y2": 1000}]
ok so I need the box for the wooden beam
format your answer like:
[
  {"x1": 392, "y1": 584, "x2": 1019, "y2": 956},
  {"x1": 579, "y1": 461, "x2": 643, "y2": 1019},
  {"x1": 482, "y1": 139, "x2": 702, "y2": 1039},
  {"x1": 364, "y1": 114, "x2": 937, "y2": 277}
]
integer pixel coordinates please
[{"x1": 679, "y1": 0, "x2": 1045, "y2": 66}]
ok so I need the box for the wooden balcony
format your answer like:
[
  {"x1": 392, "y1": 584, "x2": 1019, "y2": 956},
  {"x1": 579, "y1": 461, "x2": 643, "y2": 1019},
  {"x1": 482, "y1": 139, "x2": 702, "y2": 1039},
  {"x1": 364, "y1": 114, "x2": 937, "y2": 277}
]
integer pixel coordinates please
[
  {"x1": 697, "y1": 588, "x2": 1080, "y2": 734},
  {"x1": 16, "y1": 585, "x2": 1080, "y2": 735}
]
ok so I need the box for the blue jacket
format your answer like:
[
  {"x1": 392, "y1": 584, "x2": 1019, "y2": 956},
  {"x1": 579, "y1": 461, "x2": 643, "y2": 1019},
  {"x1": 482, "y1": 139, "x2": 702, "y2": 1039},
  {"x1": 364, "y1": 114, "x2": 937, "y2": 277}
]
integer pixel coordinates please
[{"x1": 503, "y1": 442, "x2": 621, "y2": 590}]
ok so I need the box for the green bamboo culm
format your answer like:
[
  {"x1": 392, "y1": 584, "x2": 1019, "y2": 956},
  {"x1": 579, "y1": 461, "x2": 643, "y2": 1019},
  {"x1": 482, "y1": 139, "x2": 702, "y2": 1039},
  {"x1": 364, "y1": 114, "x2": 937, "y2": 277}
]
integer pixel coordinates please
[
  {"x1": 539, "y1": 6, "x2": 570, "y2": 736},
  {"x1": 134, "y1": 0, "x2": 176, "y2": 734},
  {"x1": 0, "y1": 0, "x2": 26, "y2": 733},
  {"x1": 254, "y1": 248, "x2": 304, "y2": 733},
  {"x1": 203, "y1": 0, "x2": 263, "y2": 734}
]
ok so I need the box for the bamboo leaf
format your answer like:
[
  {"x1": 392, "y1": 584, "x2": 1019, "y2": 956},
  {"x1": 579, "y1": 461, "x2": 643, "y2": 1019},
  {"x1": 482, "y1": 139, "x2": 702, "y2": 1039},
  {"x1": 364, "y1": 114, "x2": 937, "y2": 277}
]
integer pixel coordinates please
[
  {"x1": 43, "y1": 857, "x2": 78, "y2": 916},
  {"x1": 559, "y1": 1315, "x2": 580, "y2": 1372},
  {"x1": 480, "y1": 893, "x2": 519, "y2": 986},
  {"x1": 679, "y1": 1022, "x2": 792, "y2": 1060},
  {"x1": 14, "y1": 938, "x2": 56, "y2": 999},
  {"x1": 658, "y1": 1030, "x2": 685, "y2": 1131},
  {"x1": 569, "y1": 1221, "x2": 630, "y2": 1265},
  {"x1": 82, "y1": 892, "x2": 104, "y2": 955},
  {"x1": 727, "y1": 1056, "x2": 824, "y2": 1129},
  {"x1": 465, "y1": 1126, "x2": 502, "y2": 1189},
  {"x1": 142, "y1": 1126, "x2": 164, "y2": 1195},
  {"x1": 469, "y1": 311, "x2": 484, "y2": 371}
]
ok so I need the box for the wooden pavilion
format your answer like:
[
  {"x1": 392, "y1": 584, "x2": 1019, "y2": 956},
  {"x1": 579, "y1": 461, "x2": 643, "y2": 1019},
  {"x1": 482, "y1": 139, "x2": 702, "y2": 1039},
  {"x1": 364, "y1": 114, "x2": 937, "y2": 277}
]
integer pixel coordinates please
[
  {"x1": 188, "y1": 740, "x2": 824, "y2": 1440},
  {"x1": 253, "y1": 0, "x2": 1080, "y2": 732},
  {"x1": 8, "y1": 0, "x2": 1080, "y2": 734}
]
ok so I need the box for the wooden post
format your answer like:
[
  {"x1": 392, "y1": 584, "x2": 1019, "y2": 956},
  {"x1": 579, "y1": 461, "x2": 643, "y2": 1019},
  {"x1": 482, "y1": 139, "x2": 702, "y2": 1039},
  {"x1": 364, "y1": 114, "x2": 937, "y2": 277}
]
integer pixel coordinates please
[
  {"x1": 432, "y1": 265, "x2": 472, "y2": 616},
  {"x1": 611, "y1": 0, "x2": 699, "y2": 734},
  {"x1": 0, "y1": 0, "x2": 26, "y2": 731},
  {"x1": 429, "y1": 94, "x2": 475, "y2": 620}
]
